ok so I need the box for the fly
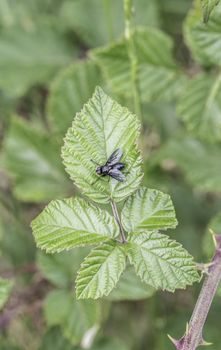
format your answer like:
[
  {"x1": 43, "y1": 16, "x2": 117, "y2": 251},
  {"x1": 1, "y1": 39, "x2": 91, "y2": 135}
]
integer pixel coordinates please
[{"x1": 91, "y1": 148, "x2": 126, "y2": 182}]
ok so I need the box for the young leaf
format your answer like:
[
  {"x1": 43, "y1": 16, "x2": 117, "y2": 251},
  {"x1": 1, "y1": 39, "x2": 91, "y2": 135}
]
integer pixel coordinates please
[
  {"x1": 177, "y1": 73, "x2": 221, "y2": 143},
  {"x1": 91, "y1": 27, "x2": 185, "y2": 103},
  {"x1": 127, "y1": 232, "x2": 199, "y2": 292},
  {"x1": 31, "y1": 197, "x2": 119, "y2": 253},
  {"x1": 47, "y1": 60, "x2": 103, "y2": 135},
  {"x1": 76, "y1": 240, "x2": 127, "y2": 299},
  {"x1": 121, "y1": 187, "x2": 177, "y2": 233},
  {"x1": 62, "y1": 86, "x2": 143, "y2": 204},
  {"x1": 2, "y1": 117, "x2": 70, "y2": 202},
  {"x1": 200, "y1": 0, "x2": 220, "y2": 22},
  {"x1": 0, "y1": 277, "x2": 13, "y2": 310}
]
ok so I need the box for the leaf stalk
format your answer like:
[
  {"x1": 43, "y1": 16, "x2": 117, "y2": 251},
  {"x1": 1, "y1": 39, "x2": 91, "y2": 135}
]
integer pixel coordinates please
[
  {"x1": 123, "y1": 0, "x2": 142, "y2": 122},
  {"x1": 110, "y1": 199, "x2": 127, "y2": 243}
]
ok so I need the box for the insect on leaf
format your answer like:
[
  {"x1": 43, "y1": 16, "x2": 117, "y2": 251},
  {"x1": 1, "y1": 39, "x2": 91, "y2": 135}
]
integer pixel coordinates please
[{"x1": 62, "y1": 86, "x2": 143, "y2": 204}]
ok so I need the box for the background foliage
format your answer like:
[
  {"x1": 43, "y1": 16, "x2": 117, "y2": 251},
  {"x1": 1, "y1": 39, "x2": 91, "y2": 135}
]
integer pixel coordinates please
[{"x1": 0, "y1": 0, "x2": 221, "y2": 349}]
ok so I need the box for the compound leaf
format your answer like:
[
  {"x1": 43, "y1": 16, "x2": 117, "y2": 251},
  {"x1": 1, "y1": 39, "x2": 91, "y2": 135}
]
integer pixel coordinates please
[
  {"x1": 127, "y1": 232, "x2": 199, "y2": 292},
  {"x1": 76, "y1": 240, "x2": 127, "y2": 299},
  {"x1": 121, "y1": 187, "x2": 177, "y2": 233},
  {"x1": 31, "y1": 197, "x2": 119, "y2": 253},
  {"x1": 62, "y1": 86, "x2": 143, "y2": 204}
]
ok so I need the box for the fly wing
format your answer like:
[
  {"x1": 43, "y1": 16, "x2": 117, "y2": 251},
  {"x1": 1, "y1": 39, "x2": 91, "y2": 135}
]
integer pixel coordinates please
[
  {"x1": 107, "y1": 148, "x2": 123, "y2": 166},
  {"x1": 109, "y1": 168, "x2": 126, "y2": 182}
]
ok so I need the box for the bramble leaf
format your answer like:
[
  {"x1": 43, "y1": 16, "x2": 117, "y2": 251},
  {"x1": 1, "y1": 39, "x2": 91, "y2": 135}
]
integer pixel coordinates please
[
  {"x1": 127, "y1": 232, "x2": 199, "y2": 292},
  {"x1": 121, "y1": 187, "x2": 177, "y2": 233},
  {"x1": 76, "y1": 240, "x2": 127, "y2": 299},
  {"x1": 31, "y1": 197, "x2": 119, "y2": 253},
  {"x1": 47, "y1": 60, "x2": 103, "y2": 135},
  {"x1": 91, "y1": 27, "x2": 185, "y2": 103},
  {"x1": 62, "y1": 86, "x2": 143, "y2": 203},
  {"x1": 177, "y1": 73, "x2": 221, "y2": 143}
]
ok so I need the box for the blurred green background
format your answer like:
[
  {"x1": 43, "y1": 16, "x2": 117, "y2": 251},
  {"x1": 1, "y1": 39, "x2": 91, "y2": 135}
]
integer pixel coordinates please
[{"x1": 1, "y1": 0, "x2": 221, "y2": 349}]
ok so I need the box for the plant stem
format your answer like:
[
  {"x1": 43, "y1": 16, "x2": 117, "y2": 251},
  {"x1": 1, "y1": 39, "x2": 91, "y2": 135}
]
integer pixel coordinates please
[
  {"x1": 103, "y1": 0, "x2": 114, "y2": 42},
  {"x1": 110, "y1": 199, "x2": 127, "y2": 243},
  {"x1": 170, "y1": 234, "x2": 221, "y2": 350},
  {"x1": 123, "y1": 0, "x2": 142, "y2": 121}
]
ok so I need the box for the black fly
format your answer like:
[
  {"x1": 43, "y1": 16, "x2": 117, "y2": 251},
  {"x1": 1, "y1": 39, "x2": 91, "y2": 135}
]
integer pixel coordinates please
[{"x1": 91, "y1": 148, "x2": 126, "y2": 182}]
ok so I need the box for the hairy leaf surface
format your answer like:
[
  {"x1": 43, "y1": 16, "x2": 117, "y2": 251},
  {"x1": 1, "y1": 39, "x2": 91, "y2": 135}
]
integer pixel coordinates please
[
  {"x1": 127, "y1": 232, "x2": 199, "y2": 291},
  {"x1": 31, "y1": 197, "x2": 119, "y2": 253},
  {"x1": 91, "y1": 27, "x2": 185, "y2": 103},
  {"x1": 62, "y1": 87, "x2": 142, "y2": 203},
  {"x1": 177, "y1": 73, "x2": 221, "y2": 143},
  {"x1": 121, "y1": 187, "x2": 177, "y2": 233},
  {"x1": 47, "y1": 60, "x2": 103, "y2": 135},
  {"x1": 76, "y1": 240, "x2": 127, "y2": 299}
]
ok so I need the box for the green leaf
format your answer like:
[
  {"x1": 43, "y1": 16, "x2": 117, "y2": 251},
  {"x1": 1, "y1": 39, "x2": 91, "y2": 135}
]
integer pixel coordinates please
[
  {"x1": 44, "y1": 290, "x2": 71, "y2": 327},
  {"x1": 47, "y1": 60, "x2": 103, "y2": 135},
  {"x1": 107, "y1": 266, "x2": 155, "y2": 301},
  {"x1": 127, "y1": 232, "x2": 199, "y2": 291},
  {"x1": 37, "y1": 248, "x2": 89, "y2": 288},
  {"x1": 155, "y1": 137, "x2": 221, "y2": 193},
  {"x1": 184, "y1": 2, "x2": 221, "y2": 66},
  {"x1": 0, "y1": 277, "x2": 13, "y2": 310},
  {"x1": 177, "y1": 73, "x2": 221, "y2": 143},
  {"x1": 121, "y1": 187, "x2": 177, "y2": 233},
  {"x1": 200, "y1": 0, "x2": 220, "y2": 22},
  {"x1": 44, "y1": 290, "x2": 101, "y2": 346},
  {"x1": 62, "y1": 86, "x2": 143, "y2": 204},
  {"x1": 91, "y1": 27, "x2": 185, "y2": 103},
  {"x1": 0, "y1": 24, "x2": 77, "y2": 97},
  {"x1": 2, "y1": 117, "x2": 70, "y2": 203},
  {"x1": 31, "y1": 197, "x2": 119, "y2": 253},
  {"x1": 76, "y1": 240, "x2": 127, "y2": 299}
]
